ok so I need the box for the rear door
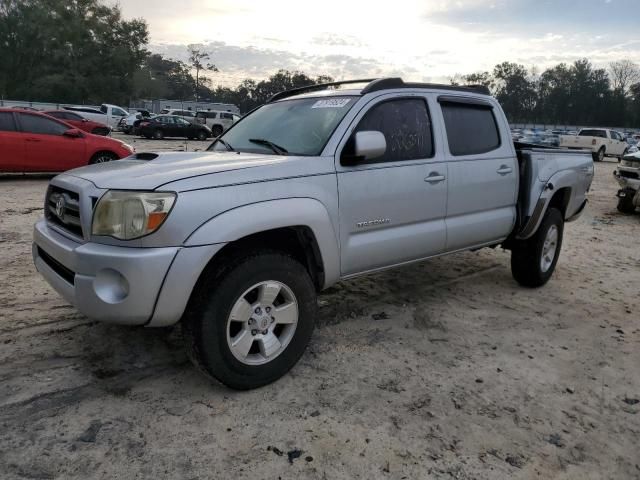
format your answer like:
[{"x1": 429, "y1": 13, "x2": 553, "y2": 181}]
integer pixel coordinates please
[
  {"x1": 17, "y1": 113, "x2": 86, "y2": 171},
  {"x1": 0, "y1": 111, "x2": 26, "y2": 171},
  {"x1": 437, "y1": 96, "x2": 517, "y2": 251},
  {"x1": 336, "y1": 95, "x2": 448, "y2": 276}
]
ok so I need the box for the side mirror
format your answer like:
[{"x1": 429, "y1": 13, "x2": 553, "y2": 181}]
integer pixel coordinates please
[
  {"x1": 63, "y1": 128, "x2": 82, "y2": 138},
  {"x1": 82, "y1": 118, "x2": 89, "y2": 122},
  {"x1": 342, "y1": 131, "x2": 386, "y2": 165}
]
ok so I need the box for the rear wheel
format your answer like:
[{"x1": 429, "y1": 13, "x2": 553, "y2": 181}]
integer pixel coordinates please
[
  {"x1": 182, "y1": 251, "x2": 317, "y2": 390},
  {"x1": 617, "y1": 188, "x2": 637, "y2": 214},
  {"x1": 593, "y1": 147, "x2": 605, "y2": 162},
  {"x1": 212, "y1": 125, "x2": 223, "y2": 137},
  {"x1": 619, "y1": 148, "x2": 629, "y2": 162},
  {"x1": 197, "y1": 130, "x2": 208, "y2": 141},
  {"x1": 153, "y1": 129, "x2": 164, "y2": 140},
  {"x1": 91, "y1": 127, "x2": 110, "y2": 136},
  {"x1": 89, "y1": 151, "x2": 117, "y2": 164},
  {"x1": 511, "y1": 208, "x2": 564, "y2": 288}
]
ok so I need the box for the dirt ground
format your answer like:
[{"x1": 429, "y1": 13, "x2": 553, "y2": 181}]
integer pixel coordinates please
[{"x1": 0, "y1": 139, "x2": 639, "y2": 479}]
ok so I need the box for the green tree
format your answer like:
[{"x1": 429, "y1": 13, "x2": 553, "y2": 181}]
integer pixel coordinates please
[
  {"x1": 0, "y1": 0, "x2": 148, "y2": 104},
  {"x1": 187, "y1": 44, "x2": 218, "y2": 102}
]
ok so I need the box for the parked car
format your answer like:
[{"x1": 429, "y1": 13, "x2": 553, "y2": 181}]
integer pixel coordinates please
[
  {"x1": 614, "y1": 151, "x2": 640, "y2": 213},
  {"x1": 0, "y1": 108, "x2": 133, "y2": 172},
  {"x1": 559, "y1": 128, "x2": 629, "y2": 162},
  {"x1": 119, "y1": 110, "x2": 153, "y2": 134},
  {"x1": 63, "y1": 103, "x2": 129, "y2": 129},
  {"x1": 44, "y1": 110, "x2": 111, "y2": 136},
  {"x1": 139, "y1": 115, "x2": 211, "y2": 140},
  {"x1": 195, "y1": 110, "x2": 241, "y2": 136},
  {"x1": 32, "y1": 78, "x2": 593, "y2": 389}
]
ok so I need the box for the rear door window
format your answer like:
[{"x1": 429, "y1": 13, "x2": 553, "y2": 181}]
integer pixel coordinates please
[
  {"x1": 19, "y1": 113, "x2": 68, "y2": 135},
  {"x1": 0, "y1": 112, "x2": 16, "y2": 131},
  {"x1": 440, "y1": 101, "x2": 501, "y2": 156}
]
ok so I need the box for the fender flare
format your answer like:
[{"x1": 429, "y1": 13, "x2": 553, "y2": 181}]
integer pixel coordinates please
[
  {"x1": 184, "y1": 197, "x2": 341, "y2": 287},
  {"x1": 516, "y1": 170, "x2": 578, "y2": 240}
]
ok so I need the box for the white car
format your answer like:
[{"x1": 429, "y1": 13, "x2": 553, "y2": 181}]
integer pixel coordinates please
[
  {"x1": 64, "y1": 103, "x2": 129, "y2": 129},
  {"x1": 195, "y1": 110, "x2": 241, "y2": 137},
  {"x1": 159, "y1": 109, "x2": 196, "y2": 122},
  {"x1": 119, "y1": 110, "x2": 153, "y2": 134},
  {"x1": 559, "y1": 128, "x2": 629, "y2": 162}
]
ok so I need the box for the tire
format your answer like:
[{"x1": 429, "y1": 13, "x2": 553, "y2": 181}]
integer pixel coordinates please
[
  {"x1": 91, "y1": 127, "x2": 110, "y2": 136},
  {"x1": 619, "y1": 148, "x2": 629, "y2": 162},
  {"x1": 511, "y1": 207, "x2": 564, "y2": 288},
  {"x1": 197, "y1": 130, "x2": 208, "y2": 141},
  {"x1": 153, "y1": 129, "x2": 164, "y2": 140},
  {"x1": 89, "y1": 151, "x2": 117, "y2": 164},
  {"x1": 592, "y1": 147, "x2": 605, "y2": 162},
  {"x1": 182, "y1": 251, "x2": 317, "y2": 390},
  {"x1": 617, "y1": 189, "x2": 636, "y2": 214},
  {"x1": 212, "y1": 125, "x2": 223, "y2": 137}
]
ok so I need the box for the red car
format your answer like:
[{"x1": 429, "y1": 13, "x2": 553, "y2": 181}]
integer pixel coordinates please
[
  {"x1": 0, "y1": 108, "x2": 134, "y2": 172},
  {"x1": 43, "y1": 110, "x2": 111, "y2": 136}
]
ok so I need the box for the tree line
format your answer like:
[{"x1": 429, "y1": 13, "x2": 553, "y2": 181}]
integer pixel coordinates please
[
  {"x1": 452, "y1": 60, "x2": 640, "y2": 127},
  {"x1": 1, "y1": 0, "x2": 639, "y2": 127}
]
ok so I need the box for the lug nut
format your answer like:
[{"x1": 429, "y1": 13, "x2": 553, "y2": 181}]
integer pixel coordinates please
[
  {"x1": 251, "y1": 329, "x2": 258, "y2": 336},
  {"x1": 262, "y1": 330, "x2": 268, "y2": 335},
  {"x1": 265, "y1": 306, "x2": 271, "y2": 313},
  {"x1": 248, "y1": 319, "x2": 254, "y2": 325},
  {"x1": 271, "y1": 316, "x2": 275, "y2": 323},
  {"x1": 254, "y1": 307, "x2": 261, "y2": 314}
]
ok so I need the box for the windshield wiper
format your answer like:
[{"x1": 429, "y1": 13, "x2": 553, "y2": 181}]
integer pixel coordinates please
[
  {"x1": 216, "y1": 138, "x2": 235, "y2": 152},
  {"x1": 249, "y1": 138, "x2": 288, "y2": 155}
]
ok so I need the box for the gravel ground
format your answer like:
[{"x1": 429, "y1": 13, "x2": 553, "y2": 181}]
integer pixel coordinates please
[{"x1": 0, "y1": 143, "x2": 639, "y2": 479}]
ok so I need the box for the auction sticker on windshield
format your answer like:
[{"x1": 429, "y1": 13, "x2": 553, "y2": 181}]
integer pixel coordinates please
[{"x1": 311, "y1": 98, "x2": 351, "y2": 108}]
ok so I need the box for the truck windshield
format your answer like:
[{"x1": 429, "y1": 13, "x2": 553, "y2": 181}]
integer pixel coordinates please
[{"x1": 207, "y1": 96, "x2": 357, "y2": 156}]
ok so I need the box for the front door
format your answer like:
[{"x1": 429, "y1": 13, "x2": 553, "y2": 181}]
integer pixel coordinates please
[
  {"x1": 17, "y1": 113, "x2": 85, "y2": 171},
  {"x1": 437, "y1": 98, "x2": 517, "y2": 251},
  {"x1": 336, "y1": 96, "x2": 448, "y2": 276}
]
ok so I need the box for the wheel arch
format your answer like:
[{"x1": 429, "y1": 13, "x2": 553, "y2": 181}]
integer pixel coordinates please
[{"x1": 185, "y1": 198, "x2": 340, "y2": 289}]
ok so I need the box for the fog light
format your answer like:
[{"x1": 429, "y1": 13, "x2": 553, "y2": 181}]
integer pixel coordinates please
[{"x1": 93, "y1": 268, "x2": 129, "y2": 304}]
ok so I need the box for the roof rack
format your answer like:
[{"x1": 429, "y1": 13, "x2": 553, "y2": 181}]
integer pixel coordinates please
[
  {"x1": 268, "y1": 77, "x2": 491, "y2": 103},
  {"x1": 267, "y1": 79, "x2": 377, "y2": 103}
]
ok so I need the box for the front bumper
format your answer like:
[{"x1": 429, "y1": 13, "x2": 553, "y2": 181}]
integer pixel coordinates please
[{"x1": 33, "y1": 219, "x2": 178, "y2": 325}]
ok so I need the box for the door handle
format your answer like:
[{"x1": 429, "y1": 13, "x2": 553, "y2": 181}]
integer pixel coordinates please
[
  {"x1": 424, "y1": 173, "x2": 446, "y2": 184},
  {"x1": 497, "y1": 165, "x2": 513, "y2": 175}
]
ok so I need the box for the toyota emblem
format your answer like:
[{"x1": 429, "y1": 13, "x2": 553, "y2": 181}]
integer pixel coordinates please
[{"x1": 55, "y1": 195, "x2": 66, "y2": 218}]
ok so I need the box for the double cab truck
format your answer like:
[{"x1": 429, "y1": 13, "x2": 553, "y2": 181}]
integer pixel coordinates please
[
  {"x1": 33, "y1": 78, "x2": 593, "y2": 389},
  {"x1": 559, "y1": 128, "x2": 629, "y2": 162}
]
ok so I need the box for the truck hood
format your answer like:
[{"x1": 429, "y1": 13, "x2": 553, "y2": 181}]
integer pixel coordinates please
[{"x1": 63, "y1": 151, "x2": 333, "y2": 191}]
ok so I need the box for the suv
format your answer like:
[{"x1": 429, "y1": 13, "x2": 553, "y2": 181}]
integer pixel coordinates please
[
  {"x1": 195, "y1": 110, "x2": 240, "y2": 136},
  {"x1": 32, "y1": 78, "x2": 593, "y2": 390},
  {"x1": 614, "y1": 151, "x2": 640, "y2": 213}
]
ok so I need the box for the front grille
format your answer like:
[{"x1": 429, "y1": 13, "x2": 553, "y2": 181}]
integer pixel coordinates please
[
  {"x1": 45, "y1": 186, "x2": 83, "y2": 238},
  {"x1": 619, "y1": 170, "x2": 640, "y2": 180},
  {"x1": 38, "y1": 247, "x2": 75, "y2": 284}
]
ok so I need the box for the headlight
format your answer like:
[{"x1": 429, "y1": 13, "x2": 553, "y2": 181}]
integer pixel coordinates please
[{"x1": 92, "y1": 191, "x2": 176, "y2": 240}]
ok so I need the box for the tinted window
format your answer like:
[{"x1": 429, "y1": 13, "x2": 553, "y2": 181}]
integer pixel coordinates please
[
  {"x1": 176, "y1": 117, "x2": 190, "y2": 125},
  {"x1": 112, "y1": 107, "x2": 127, "y2": 116},
  {"x1": 221, "y1": 113, "x2": 233, "y2": 119},
  {"x1": 579, "y1": 129, "x2": 606, "y2": 138},
  {"x1": 0, "y1": 112, "x2": 16, "y2": 131},
  {"x1": 348, "y1": 98, "x2": 433, "y2": 163},
  {"x1": 19, "y1": 114, "x2": 68, "y2": 135},
  {"x1": 441, "y1": 102, "x2": 500, "y2": 156}
]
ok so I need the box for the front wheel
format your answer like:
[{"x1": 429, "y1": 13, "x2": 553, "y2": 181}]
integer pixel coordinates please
[
  {"x1": 153, "y1": 129, "x2": 164, "y2": 140},
  {"x1": 212, "y1": 125, "x2": 223, "y2": 137},
  {"x1": 89, "y1": 151, "x2": 117, "y2": 164},
  {"x1": 511, "y1": 208, "x2": 564, "y2": 288},
  {"x1": 617, "y1": 189, "x2": 637, "y2": 214},
  {"x1": 182, "y1": 251, "x2": 317, "y2": 390},
  {"x1": 197, "y1": 130, "x2": 208, "y2": 141}
]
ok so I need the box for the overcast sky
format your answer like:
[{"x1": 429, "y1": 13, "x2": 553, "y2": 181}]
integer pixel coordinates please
[{"x1": 117, "y1": 0, "x2": 640, "y2": 87}]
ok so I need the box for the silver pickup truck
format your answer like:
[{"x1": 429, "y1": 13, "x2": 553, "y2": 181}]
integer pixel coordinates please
[{"x1": 33, "y1": 78, "x2": 593, "y2": 389}]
